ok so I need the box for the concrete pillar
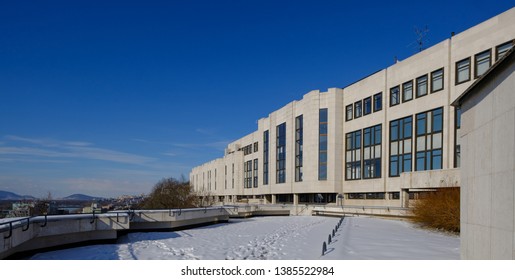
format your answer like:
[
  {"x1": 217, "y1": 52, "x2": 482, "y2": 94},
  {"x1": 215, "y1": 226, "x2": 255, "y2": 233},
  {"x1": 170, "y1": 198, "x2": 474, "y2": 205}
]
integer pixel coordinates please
[
  {"x1": 232, "y1": 195, "x2": 237, "y2": 203},
  {"x1": 293, "y1": 194, "x2": 299, "y2": 205},
  {"x1": 401, "y1": 189, "x2": 409, "y2": 208},
  {"x1": 271, "y1": 194, "x2": 277, "y2": 204}
]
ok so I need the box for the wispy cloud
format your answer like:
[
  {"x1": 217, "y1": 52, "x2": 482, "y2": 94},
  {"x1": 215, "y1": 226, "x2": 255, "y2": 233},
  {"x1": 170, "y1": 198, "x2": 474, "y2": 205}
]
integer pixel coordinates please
[
  {"x1": 171, "y1": 140, "x2": 230, "y2": 151},
  {"x1": 1, "y1": 135, "x2": 155, "y2": 165}
]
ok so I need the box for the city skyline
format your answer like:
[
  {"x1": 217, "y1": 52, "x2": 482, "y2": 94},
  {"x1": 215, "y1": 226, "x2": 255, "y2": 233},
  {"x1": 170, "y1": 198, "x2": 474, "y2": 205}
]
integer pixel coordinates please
[{"x1": 1, "y1": 0, "x2": 512, "y2": 198}]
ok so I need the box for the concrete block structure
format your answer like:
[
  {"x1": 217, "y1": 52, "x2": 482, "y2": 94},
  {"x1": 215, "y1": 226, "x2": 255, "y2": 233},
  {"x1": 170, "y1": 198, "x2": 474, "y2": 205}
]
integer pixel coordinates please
[
  {"x1": 190, "y1": 8, "x2": 515, "y2": 212},
  {"x1": 452, "y1": 47, "x2": 515, "y2": 259}
]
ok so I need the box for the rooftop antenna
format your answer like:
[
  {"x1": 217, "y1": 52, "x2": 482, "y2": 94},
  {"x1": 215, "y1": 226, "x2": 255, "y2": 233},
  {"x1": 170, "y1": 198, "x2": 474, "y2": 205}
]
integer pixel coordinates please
[{"x1": 408, "y1": 25, "x2": 429, "y2": 52}]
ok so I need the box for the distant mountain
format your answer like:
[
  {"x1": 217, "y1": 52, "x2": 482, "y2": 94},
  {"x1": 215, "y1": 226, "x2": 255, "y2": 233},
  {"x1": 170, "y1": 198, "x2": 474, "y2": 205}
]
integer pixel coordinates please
[
  {"x1": 0, "y1": 190, "x2": 36, "y2": 200},
  {"x1": 61, "y1": 194, "x2": 105, "y2": 201}
]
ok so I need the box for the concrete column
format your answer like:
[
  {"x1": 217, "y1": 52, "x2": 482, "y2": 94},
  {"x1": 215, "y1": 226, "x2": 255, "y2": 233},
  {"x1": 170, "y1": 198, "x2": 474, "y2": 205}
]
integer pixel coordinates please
[
  {"x1": 271, "y1": 194, "x2": 277, "y2": 204},
  {"x1": 293, "y1": 194, "x2": 299, "y2": 205},
  {"x1": 232, "y1": 195, "x2": 237, "y2": 203},
  {"x1": 401, "y1": 189, "x2": 409, "y2": 208}
]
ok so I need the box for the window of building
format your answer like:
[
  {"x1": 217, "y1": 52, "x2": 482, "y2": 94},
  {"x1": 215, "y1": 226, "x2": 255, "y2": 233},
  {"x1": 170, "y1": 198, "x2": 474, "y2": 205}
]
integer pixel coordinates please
[
  {"x1": 224, "y1": 165, "x2": 227, "y2": 189},
  {"x1": 354, "y1": 101, "x2": 362, "y2": 118},
  {"x1": 244, "y1": 160, "x2": 252, "y2": 188},
  {"x1": 456, "y1": 57, "x2": 471, "y2": 84},
  {"x1": 263, "y1": 130, "x2": 269, "y2": 185},
  {"x1": 416, "y1": 74, "x2": 428, "y2": 98},
  {"x1": 454, "y1": 107, "x2": 461, "y2": 168},
  {"x1": 496, "y1": 40, "x2": 514, "y2": 61},
  {"x1": 389, "y1": 116, "x2": 412, "y2": 177},
  {"x1": 253, "y1": 142, "x2": 258, "y2": 152},
  {"x1": 214, "y1": 169, "x2": 217, "y2": 190},
  {"x1": 346, "y1": 130, "x2": 361, "y2": 180},
  {"x1": 243, "y1": 144, "x2": 253, "y2": 155},
  {"x1": 415, "y1": 107, "x2": 443, "y2": 171},
  {"x1": 402, "y1": 81, "x2": 413, "y2": 102},
  {"x1": 475, "y1": 49, "x2": 491, "y2": 78},
  {"x1": 348, "y1": 193, "x2": 365, "y2": 199},
  {"x1": 390, "y1": 86, "x2": 400, "y2": 106},
  {"x1": 253, "y1": 159, "x2": 258, "y2": 188},
  {"x1": 319, "y1": 109, "x2": 328, "y2": 180},
  {"x1": 431, "y1": 68, "x2": 444, "y2": 93},
  {"x1": 276, "y1": 122, "x2": 286, "y2": 183},
  {"x1": 366, "y1": 192, "x2": 385, "y2": 199},
  {"x1": 232, "y1": 164, "x2": 234, "y2": 189},
  {"x1": 373, "y1": 92, "x2": 382, "y2": 112},
  {"x1": 363, "y1": 124, "x2": 381, "y2": 179},
  {"x1": 346, "y1": 104, "x2": 353, "y2": 121},
  {"x1": 389, "y1": 192, "x2": 400, "y2": 200},
  {"x1": 295, "y1": 115, "x2": 303, "y2": 182},
  {"x1": 363, "y1": 97, "x2": 372, "y2": 115}
]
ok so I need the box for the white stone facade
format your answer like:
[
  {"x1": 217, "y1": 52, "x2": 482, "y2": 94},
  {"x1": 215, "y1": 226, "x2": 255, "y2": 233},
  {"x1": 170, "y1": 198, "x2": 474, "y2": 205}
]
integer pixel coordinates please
[{"x1": 190, "y1": 8, "x2": 515, "y2": 209}]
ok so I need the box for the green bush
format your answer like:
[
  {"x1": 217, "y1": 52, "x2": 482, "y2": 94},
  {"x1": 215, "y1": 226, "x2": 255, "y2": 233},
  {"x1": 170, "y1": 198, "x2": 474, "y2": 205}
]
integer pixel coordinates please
[{"x1": 411, "y1": 187, "x2": 460, "y2": 233}]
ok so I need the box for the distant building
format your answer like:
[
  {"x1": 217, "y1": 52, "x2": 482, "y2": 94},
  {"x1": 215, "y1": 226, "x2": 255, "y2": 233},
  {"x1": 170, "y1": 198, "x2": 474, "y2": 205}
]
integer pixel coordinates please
[
  {"x1": 190, "y1": 8, "x2": 515, "y2": 211},
  {"x1": 452, "y1": 47, "x2": 515, "y2": 259}
]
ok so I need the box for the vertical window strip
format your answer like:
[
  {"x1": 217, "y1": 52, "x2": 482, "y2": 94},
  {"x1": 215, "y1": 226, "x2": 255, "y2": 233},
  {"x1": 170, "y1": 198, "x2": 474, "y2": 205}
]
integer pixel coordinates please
[
  {"x1": 263, "y1": 130, "x2": 269, "y2": 185},
  {"x1": 295, "y1": 115, "x2": 303, "y2": 182},
  {"x1": 363, "y1": 124, "x2": 382, "y2": 179},
  {"x1": 415, "y1": 107, "x2": 443, "y2": 171},
  {"x1": 389, "y1": 116, "x2": 413, "y2": 177},
  {"x1": 276, "y1": 123, "x2": 286, "y2": 184},
  {"x1": 475, "y1": 50, "x2": 491, "y2": 78},
  {"x1": 345, "y1": 130, "x2": 362, "y2": 180},
  {"x1": 253, "y1": 158, "x2": 258, "y2": 188},
  {"x1": 454, "y1": 108, "x2": 461, "y2": 168},
  {"x1": 319, "y1": 109, "x2": 328, "y2": 180}
]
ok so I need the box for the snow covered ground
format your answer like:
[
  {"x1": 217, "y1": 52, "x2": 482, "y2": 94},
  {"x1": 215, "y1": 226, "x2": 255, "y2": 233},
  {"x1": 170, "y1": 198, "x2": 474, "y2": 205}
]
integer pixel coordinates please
[{"x1": 30, "y1": 215, "x2": 459, "y2": 260}]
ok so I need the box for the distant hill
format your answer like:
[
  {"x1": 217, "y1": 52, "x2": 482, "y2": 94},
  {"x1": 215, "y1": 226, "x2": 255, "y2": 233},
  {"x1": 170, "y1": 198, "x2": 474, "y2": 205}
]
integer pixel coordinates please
[
  {"x1": 61, "y1": 194, "x2": 105, "y2": 201},
  {"x1": 0, "y1": 190, "x2": 36, "y2": 200}
]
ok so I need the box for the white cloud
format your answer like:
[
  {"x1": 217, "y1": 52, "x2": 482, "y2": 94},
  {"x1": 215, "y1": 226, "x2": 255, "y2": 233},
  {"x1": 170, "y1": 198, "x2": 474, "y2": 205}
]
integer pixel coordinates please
[{"x1": 1, "y1": 135, "x2": 155, "y2": 165}]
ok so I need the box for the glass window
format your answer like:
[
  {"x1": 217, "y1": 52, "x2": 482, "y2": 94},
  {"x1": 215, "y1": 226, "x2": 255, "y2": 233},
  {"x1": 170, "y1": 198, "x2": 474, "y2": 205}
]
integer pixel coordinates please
[
  {"x1": 345, "y1": 130, "x2": 361, "y2": 180},
  {"x1": 253, "y1": 159, "x2": 258, "y2": 188},
  {"x1": 319, "y1": 109, "x2": 328, "y2": 180},
  {"x1": 346, "y1": 104, "x2": 353, "y2": 121},
  {"x1": 389, "y1": 116, "x2": 413, "y2": 177},
  {"x1": 364, "y1": 97, "x2": 372, "y2": 115},
  {"x1": 402, "y1": 81, "x2": 413, "y2": 102},
  {"x1": 295, "y1": 115, "x2": 303, "y2": 182},
  {"x1": 431, "y1": 68, "x2": 444, "y2": 93},
  {"x1": 363, "y1": 124, "x2": 382, "y2": 179},
  {"x1": 475, "y1": 50, "x2": 491, "y2": 78},
  {"x1": 263, "y1": 130, "x2": 269, "y2": 185},
  {"x1": 373, "y1": 92, "x2": 382, "y2": 112},
  {"x1": 415, "y1": 108, "x2": 443, "y2": 171},
  {"x1": 456, "y1": 57, "x2": 471, "y2": 84},
  {"x1": 354, "y1": 101, "x2": 362, "y2": 118},
  {"x1": 416, "y1": 75, "x2": 428, "y2": 98},
  {"x1": 496, "y1": 40, "x2": 513, "y2": 61},
  {"x1": 390, "y1": 86, "x2": 400, "y2": 106},
  {"x1": 454, "y1": 108, "x2": 461, "y2": 168},
  {"x1": 276, "y1": 123, "x2": 286, "y2": 183}
]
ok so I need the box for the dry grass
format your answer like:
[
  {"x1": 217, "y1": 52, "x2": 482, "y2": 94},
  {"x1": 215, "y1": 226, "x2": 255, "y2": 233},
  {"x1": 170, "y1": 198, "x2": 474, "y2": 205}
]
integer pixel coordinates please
[{"x1": 411, "y1": 187, "x2": 460, "y2": 233}]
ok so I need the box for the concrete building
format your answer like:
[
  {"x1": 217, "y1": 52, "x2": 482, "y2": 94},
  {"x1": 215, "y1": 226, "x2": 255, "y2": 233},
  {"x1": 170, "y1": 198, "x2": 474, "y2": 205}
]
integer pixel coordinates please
[
  {"x1": 452, "y1": 47, "x2": 515, "y2": 259},
  {"x1": 190, "y1": 8, "x2": 515, "y2": 211}
]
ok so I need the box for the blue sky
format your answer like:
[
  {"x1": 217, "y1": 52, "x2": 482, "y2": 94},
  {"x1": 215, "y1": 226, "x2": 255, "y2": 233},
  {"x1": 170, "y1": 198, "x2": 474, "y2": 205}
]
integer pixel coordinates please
[{"x1": 1, "y1": 0, "x2": 513, "y2": 198}]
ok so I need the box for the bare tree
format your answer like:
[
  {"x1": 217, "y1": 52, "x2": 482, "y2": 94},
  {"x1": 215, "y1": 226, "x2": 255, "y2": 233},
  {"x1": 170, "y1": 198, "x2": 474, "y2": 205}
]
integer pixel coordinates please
[{"x1": 140, "y1": 177, "x2": 199, "y2": 209}]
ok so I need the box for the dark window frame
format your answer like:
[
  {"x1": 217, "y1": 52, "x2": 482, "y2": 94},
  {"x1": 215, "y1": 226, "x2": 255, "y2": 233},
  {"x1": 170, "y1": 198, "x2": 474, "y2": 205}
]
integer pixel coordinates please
[
  {"x1": 345, "y1": 130, "x2": 362, "y2": 181},
  {"x1": 402, "y1": 80, "x2": 413, "y2": 102},
  {"x1": 319, "y1": 109, "x2": 328, "y2": 181},
  {"x1": 295, "y1": 115, "x2": 303, "y2": 182},
  {"x1": 276, "y1": 123, "x2": 287, "y2": 184},
  {"x1": 389, "y1": 116, "x2": 413, "y2": 177},
  {"x1": 373, "y1": 92, "x2": 382, "y2": 112},
  {"x1": 430, "y1": 68, "x2": 444, "y2": 93},
  {"x1": 495, "y1": 40, "x2": 514, "y2": 61},
  {"x1": 390, "y1": 86, "x2": 400, "y2": 107},
  {"x1": 354, "y1": 100, "x2": 362, "y2": 118},
  {"x1": 416, "y1": 74, "x2": 428, "y2": 98},
  {"x1": 263, "y1": 130, "x2": 269, "y2": 185},
  {"x1": 415, "y1": 107, "x2": 444, "y2": 171},
  {"x1": 363, "y1": 97, "x2": 372, "y2": 115},
  {"x1": 363, "y1": 124, "x2": 382, "y2": 179},
  {"x1": 455, "y1": 57, "x2": 471, "y2": 85},
  {"x1": 474, "y1": 49, "x2": 492, "y2": 79},
  {"x1": 345, "y1": 104, "x2": 353, "y2": 121}
]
